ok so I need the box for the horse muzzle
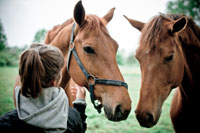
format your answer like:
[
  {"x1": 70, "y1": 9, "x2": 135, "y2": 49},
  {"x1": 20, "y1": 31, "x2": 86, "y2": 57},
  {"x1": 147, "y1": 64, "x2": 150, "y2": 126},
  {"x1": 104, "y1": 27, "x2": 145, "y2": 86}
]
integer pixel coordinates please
[
  {"x1": 135, "y1": 110, "x2": 158, "y2": 128},
  {"x1": 104, "y1": 104, "x2": 131, "y2": 121}
]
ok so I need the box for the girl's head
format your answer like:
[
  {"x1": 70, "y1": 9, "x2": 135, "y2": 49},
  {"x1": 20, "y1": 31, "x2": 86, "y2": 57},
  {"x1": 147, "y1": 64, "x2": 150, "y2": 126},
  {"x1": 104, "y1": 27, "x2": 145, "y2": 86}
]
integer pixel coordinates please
[{"x1": 19, "y1": 44, "x2": 64, "y2": 98}]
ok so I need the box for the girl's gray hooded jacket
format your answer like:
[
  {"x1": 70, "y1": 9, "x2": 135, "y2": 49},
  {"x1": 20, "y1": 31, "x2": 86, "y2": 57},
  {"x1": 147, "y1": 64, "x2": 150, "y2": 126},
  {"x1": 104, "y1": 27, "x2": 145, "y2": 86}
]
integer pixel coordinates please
[{"x1": 15, "y1": 86, "x2": 69, "y2": 133}]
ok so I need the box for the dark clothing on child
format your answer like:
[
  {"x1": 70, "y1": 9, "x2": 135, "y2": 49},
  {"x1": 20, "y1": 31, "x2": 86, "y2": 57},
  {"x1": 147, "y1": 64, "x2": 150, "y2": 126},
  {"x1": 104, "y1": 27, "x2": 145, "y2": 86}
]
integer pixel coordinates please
[
  {"x1": 0, "y1": 106, "x2": 87, "y2": 133},
  {"x1": 0, "y1": 86, "x2": 87, "y2": 133}
]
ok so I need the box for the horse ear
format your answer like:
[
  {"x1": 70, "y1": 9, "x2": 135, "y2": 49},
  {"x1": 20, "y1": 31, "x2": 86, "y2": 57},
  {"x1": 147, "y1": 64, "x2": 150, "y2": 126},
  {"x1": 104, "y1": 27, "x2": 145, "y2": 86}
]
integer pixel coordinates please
[
  {"x1": 170, "y1": 17, "x2": 187, "y2": 33},
  {"x1": 123, "y1": 15, "x2": 144, "y2": 31},
  {"x1": 74, "y1": 1, "x2": 85, "y2": 26},
  {"x1": 102, "y1": 8, "x2": 115, "y2": 24}
]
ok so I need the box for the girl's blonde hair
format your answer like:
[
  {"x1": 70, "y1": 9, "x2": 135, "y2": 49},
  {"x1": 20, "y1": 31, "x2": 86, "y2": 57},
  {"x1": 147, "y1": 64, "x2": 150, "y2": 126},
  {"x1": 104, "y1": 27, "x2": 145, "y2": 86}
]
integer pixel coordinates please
[{"x1": 19, "y1": 44, "x2": 64, "y2": 98}]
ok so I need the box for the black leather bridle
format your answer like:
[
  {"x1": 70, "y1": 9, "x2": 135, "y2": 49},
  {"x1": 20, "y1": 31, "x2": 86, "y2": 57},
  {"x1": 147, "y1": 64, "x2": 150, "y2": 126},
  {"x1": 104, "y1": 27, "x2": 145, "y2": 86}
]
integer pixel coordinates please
[{"x1": 67, "y1": 23, "x2": 128, "y2": 113}]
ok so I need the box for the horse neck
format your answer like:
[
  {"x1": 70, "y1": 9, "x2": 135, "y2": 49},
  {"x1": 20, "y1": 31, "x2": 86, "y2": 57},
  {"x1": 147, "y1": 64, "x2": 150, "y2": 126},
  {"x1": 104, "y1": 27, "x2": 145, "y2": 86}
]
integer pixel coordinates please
[
  {"x1": 179, "y1": 23, "x2": 200, "y2": 100},
  {"x1": 48, "y1": 21, "x2": 75, "y2": 89},
  {"x1": 50, "y1": 22, "x2": 74, "y2": 57}
]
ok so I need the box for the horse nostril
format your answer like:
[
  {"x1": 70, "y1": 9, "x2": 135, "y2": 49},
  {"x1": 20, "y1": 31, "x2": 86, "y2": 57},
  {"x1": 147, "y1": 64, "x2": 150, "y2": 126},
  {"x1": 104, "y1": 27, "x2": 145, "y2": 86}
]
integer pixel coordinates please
[
  {"x1": 115, "y1": 104, "x2": 123, "y2": 119},
  {"x1": 135, "y1": 111, "x2": 154, "y2": 128},
  {"x1": 146, "y1": 112, "x2": 154, "y2": 124}
]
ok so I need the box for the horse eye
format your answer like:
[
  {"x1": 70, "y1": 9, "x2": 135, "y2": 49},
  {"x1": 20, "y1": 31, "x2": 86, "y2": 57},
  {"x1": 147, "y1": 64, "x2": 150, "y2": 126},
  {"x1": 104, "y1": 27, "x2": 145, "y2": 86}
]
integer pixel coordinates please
[
  {"x1": 164, "y1": 54, "x2": 174, "y2": 63},
  {"x1": 83, "y1": 46, "x2": 95, "y2": 54}
]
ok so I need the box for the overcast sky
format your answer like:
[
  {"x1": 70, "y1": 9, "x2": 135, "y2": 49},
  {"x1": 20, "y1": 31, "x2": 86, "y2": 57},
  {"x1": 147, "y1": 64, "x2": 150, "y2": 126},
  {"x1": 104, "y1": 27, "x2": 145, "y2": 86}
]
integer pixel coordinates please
[{"x1": 0, "y1": 0, "x2": 168, "y2": 54}]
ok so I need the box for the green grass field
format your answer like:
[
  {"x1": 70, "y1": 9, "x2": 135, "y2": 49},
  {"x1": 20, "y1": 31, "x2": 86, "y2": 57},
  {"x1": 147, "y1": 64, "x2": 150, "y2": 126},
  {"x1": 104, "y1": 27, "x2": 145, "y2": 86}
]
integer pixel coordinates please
[{"x1": 0, "y1": 65, "x2": 174, "y2": 133}]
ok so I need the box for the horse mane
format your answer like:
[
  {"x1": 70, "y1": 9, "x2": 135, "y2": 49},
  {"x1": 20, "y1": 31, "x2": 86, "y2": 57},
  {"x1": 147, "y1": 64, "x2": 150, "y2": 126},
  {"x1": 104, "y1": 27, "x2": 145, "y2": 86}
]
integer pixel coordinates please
[
  {"x1": 45, "y1": 18, "x2": 73, "y2": 44},
  {"x1": 140, "y1": 13, "x2": 200, "y2": 51}
]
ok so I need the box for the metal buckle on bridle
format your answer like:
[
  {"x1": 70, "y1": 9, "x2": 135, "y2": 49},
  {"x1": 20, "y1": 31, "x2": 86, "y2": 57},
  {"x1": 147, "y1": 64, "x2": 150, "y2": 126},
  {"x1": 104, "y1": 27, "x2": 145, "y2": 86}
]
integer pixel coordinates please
[
  {"x1": 87, "y1": 74, "x2": 102, "y2": 113},
  {"x1": 87, "y1": 74, "x2": 96, "y2": 85},
  {"x1": 69, "y1": 42, "x2": 75, "y2": 50}
]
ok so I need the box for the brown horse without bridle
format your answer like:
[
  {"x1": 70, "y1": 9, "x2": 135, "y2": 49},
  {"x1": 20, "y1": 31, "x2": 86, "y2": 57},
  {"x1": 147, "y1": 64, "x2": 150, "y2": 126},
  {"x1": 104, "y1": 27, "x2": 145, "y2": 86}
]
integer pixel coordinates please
[
  {"x1": 44, "y1": 1, "x2": 131, "y2": 121},
  {"x1": 124, "y1": 14, "x2": 200, "y2": 132}
]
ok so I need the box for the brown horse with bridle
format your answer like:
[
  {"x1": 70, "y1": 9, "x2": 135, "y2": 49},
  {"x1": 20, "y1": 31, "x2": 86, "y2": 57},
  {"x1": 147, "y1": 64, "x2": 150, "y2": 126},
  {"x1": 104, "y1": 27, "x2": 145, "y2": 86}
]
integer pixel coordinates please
[
  {"x1": 124, "y1": 14, "x2": 200, "y2": 132},
  {"x1": 44, "y1": 1, "x2": 131, "y2": 121}
]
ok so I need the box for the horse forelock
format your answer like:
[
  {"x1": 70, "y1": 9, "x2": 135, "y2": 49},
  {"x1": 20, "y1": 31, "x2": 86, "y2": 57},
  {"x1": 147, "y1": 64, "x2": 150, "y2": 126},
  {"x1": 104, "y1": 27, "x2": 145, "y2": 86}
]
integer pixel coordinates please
[
  {"x1": 80, "y1": 15, "x2": 118, "y2": 49},
  {"x1": 139, "y1": 15, "x2": 171, "y2": 52},
  {"x1": 80, "y1": 15, "x2": 109, "y2": 36}
]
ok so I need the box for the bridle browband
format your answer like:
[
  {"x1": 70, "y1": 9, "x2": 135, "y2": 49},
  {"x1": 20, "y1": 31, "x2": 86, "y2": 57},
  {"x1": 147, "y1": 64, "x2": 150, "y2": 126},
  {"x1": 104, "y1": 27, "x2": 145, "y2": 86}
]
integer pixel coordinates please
[{"x1": 67, "y1": 23, "x2": 128, "y2": 113}]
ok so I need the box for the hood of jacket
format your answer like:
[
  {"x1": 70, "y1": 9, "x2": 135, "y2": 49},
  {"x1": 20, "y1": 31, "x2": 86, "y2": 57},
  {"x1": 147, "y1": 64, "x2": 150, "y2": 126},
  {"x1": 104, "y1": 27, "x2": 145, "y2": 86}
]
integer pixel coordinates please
[{"x1": 15, "y1": 86, "x2": 69, "y2": 132}]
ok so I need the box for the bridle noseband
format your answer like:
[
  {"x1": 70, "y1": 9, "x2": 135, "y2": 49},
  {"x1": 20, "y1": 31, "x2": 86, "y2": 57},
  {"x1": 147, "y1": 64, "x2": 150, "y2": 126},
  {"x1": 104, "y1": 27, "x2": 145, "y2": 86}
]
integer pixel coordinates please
[{"x1": 67, "y1": 23, "x2": 128, "y2": 113}]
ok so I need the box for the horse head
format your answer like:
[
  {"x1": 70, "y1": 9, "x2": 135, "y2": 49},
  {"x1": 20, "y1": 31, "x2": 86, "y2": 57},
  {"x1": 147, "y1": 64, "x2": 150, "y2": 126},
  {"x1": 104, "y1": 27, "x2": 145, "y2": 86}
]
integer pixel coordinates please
[
  {"x1": 67, "y1": 1, "x2": 132, "y2": 121},
  {"x1": 45, "y1": 1, "x2": 132, "y2": 121},
  {"x1": 124, "y1": 14, "x2": 188, "y2": 127}
]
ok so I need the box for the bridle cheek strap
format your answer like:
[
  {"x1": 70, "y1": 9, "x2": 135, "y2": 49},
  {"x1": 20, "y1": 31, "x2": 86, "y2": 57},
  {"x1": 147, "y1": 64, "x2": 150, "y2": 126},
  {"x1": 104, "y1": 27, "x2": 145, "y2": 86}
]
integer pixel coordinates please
[{"x1": 67, "y1": 23, "x2": 128, "y2": 113}]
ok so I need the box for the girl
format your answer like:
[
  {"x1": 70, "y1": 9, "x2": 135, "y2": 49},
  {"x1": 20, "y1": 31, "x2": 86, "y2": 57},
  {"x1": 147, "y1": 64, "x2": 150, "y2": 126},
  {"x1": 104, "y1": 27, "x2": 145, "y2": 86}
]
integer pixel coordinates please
[{"x1": 0, "y1": 44, "x2": 87, "y2": 133}]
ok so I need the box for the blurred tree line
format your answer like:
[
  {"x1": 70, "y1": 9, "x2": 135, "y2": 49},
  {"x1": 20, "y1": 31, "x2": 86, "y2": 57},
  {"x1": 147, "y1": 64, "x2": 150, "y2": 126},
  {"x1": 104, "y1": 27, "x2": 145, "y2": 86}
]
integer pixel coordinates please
[
  {"x1": 167, "y1": 0, "x2": 200, "y2": 25},
  {"x1": 0, "y1": 19, "x2": 47, "y2": 67},
  {"x1": 0, "y1": 19, "x2": 25, "y2": 66},
  {"x1": 32, "y1": 29, "x2": 47, "y2": 43},
  {"x1": 0, "y1": 19, "x2": 7, "y2": 51},
  {"x1": 116, "y1": 49, "x2": 138, "y2": 66}
]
